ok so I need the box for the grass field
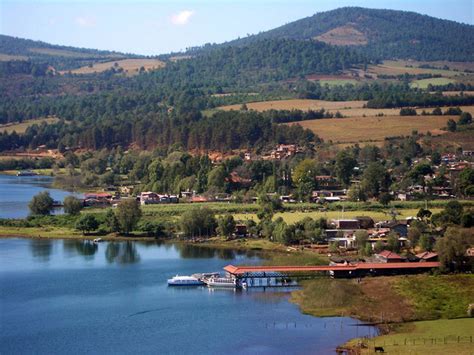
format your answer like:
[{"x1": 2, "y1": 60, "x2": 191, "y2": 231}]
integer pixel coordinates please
[
  {"x1": 292, "y1": 274, "x2": 474, "y2": 321},
  {"x1": 318, "y1": 79, "x2": 359, "y2": 86},
  {"x1": 217, "y1": 98, "x2": 474, "y2": 118},
  {"x1": 231, "y1": 208, "x2": 442, "y2": 224},
  {"x1": 369, "y1": 60, "x2": 463, "y2": 78},
  {"x1": 65, "y1": 59, "x2": 165, "y2": 75},
  {"x1": 355, "y1": 319, "x2": 474, "y2": 354},
  {"x1": 292, "y1": 115, "x2": 453, "y2": 144},
  {"x1": 410, "y1": 77, "x2": 457, "y2": 89},
  {"x1": 0, "y1": 117, "x2": 59, "y2": 134}
]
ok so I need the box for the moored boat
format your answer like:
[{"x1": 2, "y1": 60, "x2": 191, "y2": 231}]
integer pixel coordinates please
[
  {"x1": 167, "y1": 275, "x2": 205, "y2": 286},
  {"x1": 204, "y1": 276, "x2": 238, "y2": 288},
  {"x1": 16, "y1": 170, "x2": 38, "y2": 177}
]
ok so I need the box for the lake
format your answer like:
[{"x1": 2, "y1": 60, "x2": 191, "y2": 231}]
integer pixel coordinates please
[
  {"x1": 0, "y1": 239, "x2": 377, "y2": 354},
  {"x1": 0, "y1": 174, "x2": 81, "y2": 219}
]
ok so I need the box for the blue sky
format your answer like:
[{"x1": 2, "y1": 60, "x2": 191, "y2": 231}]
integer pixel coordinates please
[{"x1": 1, "y1": 0, "x2": 472, "y2": 55}]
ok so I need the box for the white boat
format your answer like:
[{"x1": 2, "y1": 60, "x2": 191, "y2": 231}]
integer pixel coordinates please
[
  {"x1": 167, "y1": 275, "x2": 205, "y2": 286},
  {"x1": 205, "y1": 276, "x2": 237, "y2": 288}
]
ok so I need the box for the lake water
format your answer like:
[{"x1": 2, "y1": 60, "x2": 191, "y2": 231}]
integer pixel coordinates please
[
  {"x1": 0, "y1": 174, "x2": 81, "y2": 219},
  {"x1": 0, "y1": 239, "x2": 377, "y2": 354}
]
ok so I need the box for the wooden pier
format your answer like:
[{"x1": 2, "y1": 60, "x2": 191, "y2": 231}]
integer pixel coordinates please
[{"x1": 224, "y1": 262, "x2": 439, "y2": 287}]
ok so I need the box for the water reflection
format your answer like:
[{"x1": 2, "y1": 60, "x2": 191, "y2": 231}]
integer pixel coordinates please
[
  {"x1": 173, "y1": 243, "x2": 260, "y2": 260},
  {"x1": 105, "y1": 241, "x2": 140, "y2": 264},
  {"x1": 30, "y1": 239, "x2": 53, "y2": 262},
  {"x1": 63, "y1": 240, "x2": 98, "y2": 259}
]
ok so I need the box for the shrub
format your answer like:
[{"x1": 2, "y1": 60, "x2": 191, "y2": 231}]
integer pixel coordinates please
[{"x1": 29, "y1": 191, "x2": 54, "y2": 215}]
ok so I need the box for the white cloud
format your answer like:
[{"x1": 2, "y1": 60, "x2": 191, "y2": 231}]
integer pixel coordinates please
[
  {"x1": 75, "y1": 16, "x2": 96, "y2": 28},
  {"x1": 170, "y1": 10, "x2": 194, "y2": 26}
]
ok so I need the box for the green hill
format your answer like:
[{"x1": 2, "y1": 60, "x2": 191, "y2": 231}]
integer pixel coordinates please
[
  {"x1": 217, "y1": 7, "x2": 474, "y2": 62},
  {"x1": 0, "y1": 35, "x2": 137, "y2": 70}
]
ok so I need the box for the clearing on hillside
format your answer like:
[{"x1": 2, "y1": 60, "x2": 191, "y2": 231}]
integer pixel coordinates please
[
  {"x1": 64, "y1": 59, "x2": 165, "y2": 75},
  {"x1": 291, "y1": 115, "x2": 455, "y2": 144},
  {"x1": 315, "y1": 25, "x2": 368, "y2": 46},
  {"x1": 219, "y1": 99, "x2": 367, "y2": 112},
  {"x1": 0, "y1": 54, "x2": 28, "y2": 61},
  {"x1": 410, "y1": 77, "x2": 457, "y2": 89},
  {"x1": 217, "y1": 99, "x2": 474, "y2": 118},
  {"x1": 28, "y1": 47, "x2": 118, "y2": 58},
  {"x1": 0, "y1": 117, "x2": 60, "y2": 134},
  {"x1": 368, "y1": 60, "x2": 462, "y2": 78}
]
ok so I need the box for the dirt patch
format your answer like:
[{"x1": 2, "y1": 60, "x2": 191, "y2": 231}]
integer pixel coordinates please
[{"x1": 315, "y1": 25, "x2": 368, "y2": 46}]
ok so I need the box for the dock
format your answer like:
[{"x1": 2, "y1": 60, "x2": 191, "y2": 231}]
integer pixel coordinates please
[{"x1": 223, "y1": 262, "x2": 440, "y2": 287}]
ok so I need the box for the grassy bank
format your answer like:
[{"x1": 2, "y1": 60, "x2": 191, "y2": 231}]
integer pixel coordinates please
[
  {"x1": 291, "y1": 274, "x2": 474, "y2": 323},
  {"x1": 347, "y1": 318, "x2": 474, "y2": 354}
]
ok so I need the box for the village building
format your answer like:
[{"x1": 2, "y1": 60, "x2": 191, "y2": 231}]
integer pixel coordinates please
[
  {"x1": 375, "y1": 250, "x2": 406, "y2": 263},
  {"x1": 416, "y1": 251, "x2": 439, "y2": 262},
  {"x1": 83, "y1": 192, "x2": 113, "y2": 207}
]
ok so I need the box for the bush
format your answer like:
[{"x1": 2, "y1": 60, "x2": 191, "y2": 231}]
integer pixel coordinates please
[
  {"x1": 75, "y1": 214, "x2": 99, "y2": 235},
  {"x1": 180, "y1": 207, "x2": 217, "y2": 238},
  {"x1": 29, "y1": 191, "x2": 54, "y2": 215},
  {"x1": 400, "y1": 108, "x2": 417, "y2": 116},
  {"x1": 63, "y1": 196, "x2": 83, "y2": 215},
  {"x1": 139, "y1": 221, "x2": 165, "y2": 237},
  {"x1": 116, "y1": 199, "x2": 142, "y2": 235}
]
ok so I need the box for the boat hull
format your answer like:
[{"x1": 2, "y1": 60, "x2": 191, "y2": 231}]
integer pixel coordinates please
[{"x1": 168, "y1": 282, "x2": 204, "y2": 286}]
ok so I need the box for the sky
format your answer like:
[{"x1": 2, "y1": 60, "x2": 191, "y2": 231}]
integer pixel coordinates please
[{"x1": 1, "y1": 0, "x2": 473, "y2": 55}]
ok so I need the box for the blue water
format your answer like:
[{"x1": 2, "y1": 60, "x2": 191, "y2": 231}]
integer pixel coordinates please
[
  {"x1": 0, "y1": 239, "x2": 377, "y2": 354},
  {"x1": 0, "y1": 174, "x2": 81, "y2": 219}
]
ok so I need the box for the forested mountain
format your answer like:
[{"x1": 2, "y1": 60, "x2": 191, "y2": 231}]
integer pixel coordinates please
[
  {"x1": 214, "y1": 7, "x2": 474, "y2": 62},
  {"x1": 0, "y1": 7, "x2": 473, "y2": 154}
]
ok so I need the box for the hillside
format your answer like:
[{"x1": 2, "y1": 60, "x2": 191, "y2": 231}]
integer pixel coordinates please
[
  {"x1": 220, "y1": 7, "x2": 474, "y2": 62},
  {"x1": 0, "y1": 35, "x2": 137, "y2": 70}
]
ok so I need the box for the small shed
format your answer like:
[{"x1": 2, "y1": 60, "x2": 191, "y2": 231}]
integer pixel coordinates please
[
  {"x1": 416, "y1": 251, "x2": 438, "y2": 262},
  {"x1": 376, "y1": 250, "x2": 405, "y2": 263}
]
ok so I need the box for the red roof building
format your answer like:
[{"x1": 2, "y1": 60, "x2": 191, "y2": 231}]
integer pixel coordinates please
[
  {"x1": 376, "y1": 250, "x2": 405, "y2": 263},
  {"x1": 416, "y1": 251, "x2": 438, "y2": 262}
]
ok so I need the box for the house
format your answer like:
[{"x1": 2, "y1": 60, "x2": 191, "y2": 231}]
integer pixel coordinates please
[
  {"x1": 268, "y1": 144, "x2": 301, "y2": 160},
  {"x1": 416, "y1": 251, "x2": 438, "y2": 262},
  {"x1": 331, "y1": 219, "x2": 360, "y2": 230},
  {"x1": 355, "y1": 216, "x2": 375, "y2": 229},
  {"x1": 280, "y1": 195, "x2": 296, "y2": 203},
  {"x1": 140, "y1": 192, "x2": 179, "y2": 205},
  {"x1": 190, "y1": 195, "x2": 210, "y2": 203},
  {"x1": 431, "y1": 186, "x2": 453, "y2": 198},
  {"x1": 84, "y1": 192, "x2": 112, "y2": 207},
  {"x1": 375, "y1": 250, "x2": 405, "y2": 263},
  {"x1": 119, "y1": 185, "x2": 134, "y2": 195},
  {"x1": 327, "y1": 235, "x2": 356, "y2": 249},
  {"x1": 227, "y1": 171, "x2": 252, "y2": 187},
  {"x1": 315, "y1": 176, "x2": 341, "y2": 190},
  {"x1": 379, "y1": 221, "x2": 408, "y2": 237},
  {"x1": 140, "y1": 192, "x2": 160, "y2": 205}
]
